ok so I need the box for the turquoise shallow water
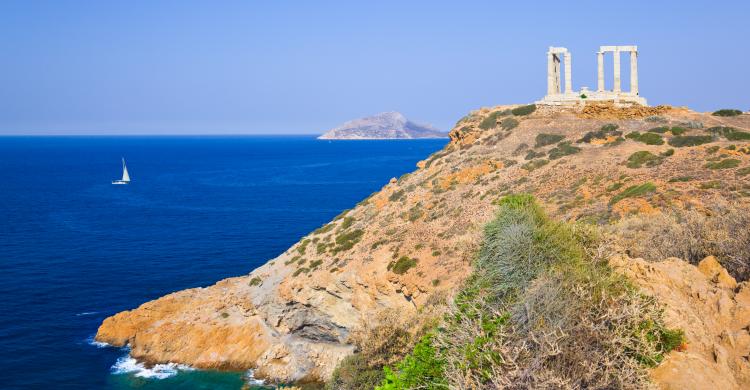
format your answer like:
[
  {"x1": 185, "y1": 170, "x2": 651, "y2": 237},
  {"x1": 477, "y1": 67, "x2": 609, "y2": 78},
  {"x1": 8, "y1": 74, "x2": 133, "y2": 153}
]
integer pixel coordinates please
[{"x1": 0, "y1": 135, "x2": 446, "y2": 389}]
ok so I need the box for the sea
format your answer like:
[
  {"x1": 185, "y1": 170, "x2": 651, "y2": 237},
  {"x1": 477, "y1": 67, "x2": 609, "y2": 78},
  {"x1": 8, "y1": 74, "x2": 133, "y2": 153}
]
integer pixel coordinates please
[{"x1": 0, "y1": 135, "x2": 446, "y2": 389}]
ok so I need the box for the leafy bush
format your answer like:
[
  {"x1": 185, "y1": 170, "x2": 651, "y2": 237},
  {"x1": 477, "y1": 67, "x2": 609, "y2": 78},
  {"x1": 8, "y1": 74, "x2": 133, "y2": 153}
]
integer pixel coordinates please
[
  {"x1": 577, "y1": 124, "x2": 623, "y2": 143},
  {"x1": 389, "y1": 256, "x2": 418, "y2": 275},
  {"x1": 668, "y1": 176, "x2": 693, "y2": 182},
  {"x1": 340, "y1": 216, "x2": 356, "y2": 230},
  {"x1": 293, "y1": 267, "x2": 309, "y2": 277},
  {"x1": 610, "y1": 182, "x2": 656, "y2": 205},
  {"x1": 478, "y1": 110, "x2": 508, "y2": 130},
  {"x1": 705, "y1": 158, "x2": 741, "y2": 169},
  {"x1": 332, "y1": 229, "x2": 364, "y2": 254},
  {"x1": 248, "y1": 277, "x2": 262, "y2": 287},
  {"x1": 708, "y1": 126, "x2": 750, "y2": 140},
  {"x1": 626, "y1": 131, "x2": 664, "y2": 145},
  {"x1": 524, "y1": 150, "x2": 545, "y2": 160},
  {"x1": 313, "y1": 223, "x2": 335, "y2": 235},
  {"x1": 500, "y1": 117, "x2": 518, "y2": 130},
  {"x1": 375, "y1": 334, "x2": 446, "y2": 390},
  {"x1": 661, "y1": 148, "x2": 675, "y2": 157},
  {"x1": 669, "y1": 126, "x2": 687, "y2": 135},
  {"x1": 535, "y1": 133, "x2": 565, "y2": 147},
  {"x1": 521, "y1": 159, "x2": 549, "y2": 171},
  {"x1": 647, "y1": 126, "x2": 669, "y2": 134},
  {"x1": 712, "y1": 109, "x2": 742, "y2": 117},
  {"x1": 626, "y1": 151, "x2": 663, "y2": 168},
  {"x1": 668, "y1": 135, "x2": 713, "y2": 147},
  {"x1": 511, "y1": 104, "x2": 536, "y2": 116},
  {"x1": 548, "y1": 141, "x2": 581, "y2": 160}
]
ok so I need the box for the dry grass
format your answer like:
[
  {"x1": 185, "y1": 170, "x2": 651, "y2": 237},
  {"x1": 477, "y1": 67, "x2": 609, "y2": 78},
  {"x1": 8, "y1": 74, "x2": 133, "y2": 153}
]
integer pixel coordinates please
[{"x1": 611, "y1": 201, "x2": 750, "y2": 281}]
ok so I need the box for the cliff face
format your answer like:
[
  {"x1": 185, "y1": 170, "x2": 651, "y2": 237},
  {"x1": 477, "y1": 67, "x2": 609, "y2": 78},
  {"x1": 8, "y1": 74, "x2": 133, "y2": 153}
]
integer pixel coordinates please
[
  {"x1": 317, "y1": 111, "x2": 446, "y2": 139},
  {"x1": 96, "y1": 103, "x2": 750, "y2": 385}
]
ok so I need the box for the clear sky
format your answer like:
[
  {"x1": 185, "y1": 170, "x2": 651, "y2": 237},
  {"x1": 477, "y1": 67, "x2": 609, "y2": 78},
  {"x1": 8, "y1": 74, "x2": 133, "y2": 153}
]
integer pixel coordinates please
[{"x1": 1, "y1": 0, "x2": 748, "y2": 135}]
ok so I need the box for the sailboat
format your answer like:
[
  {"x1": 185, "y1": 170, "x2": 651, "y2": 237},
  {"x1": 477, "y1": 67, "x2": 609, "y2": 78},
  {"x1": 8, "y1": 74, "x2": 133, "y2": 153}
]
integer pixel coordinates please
[{"x1": 112, "y1": 158, "x2": 131, "y2": 185}]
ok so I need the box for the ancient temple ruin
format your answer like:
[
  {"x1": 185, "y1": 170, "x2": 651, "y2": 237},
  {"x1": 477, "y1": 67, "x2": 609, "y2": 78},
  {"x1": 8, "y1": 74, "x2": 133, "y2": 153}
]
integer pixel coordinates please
[{"x1": 537, "y1": 45, "x2": 647, "y2": 106}]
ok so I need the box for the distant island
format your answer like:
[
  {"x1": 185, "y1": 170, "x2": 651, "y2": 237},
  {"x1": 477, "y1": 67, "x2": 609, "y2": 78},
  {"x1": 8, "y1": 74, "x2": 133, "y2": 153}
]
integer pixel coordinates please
[{"x1": 318, "y1": 111, "x2": 447, "y2": 140}]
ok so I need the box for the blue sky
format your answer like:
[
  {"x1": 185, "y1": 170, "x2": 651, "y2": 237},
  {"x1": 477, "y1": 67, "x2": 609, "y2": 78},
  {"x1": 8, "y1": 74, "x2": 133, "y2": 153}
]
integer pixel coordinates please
[{"x1": 1, "y1": 0, "x2": 748, "y2": 135}]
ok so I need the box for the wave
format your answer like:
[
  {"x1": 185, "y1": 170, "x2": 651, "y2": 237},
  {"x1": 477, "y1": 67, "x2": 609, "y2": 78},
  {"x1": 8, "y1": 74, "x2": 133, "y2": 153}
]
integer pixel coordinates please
[
  {"x1": 244, "y1": 369, "x2": 265, "y2": 386},
  {"x1": 85, "y1": 335, "x2": 110, "y2": 348},
  {"x1": 111, "y1": 355, "x2": 194, "y2": 379},
  {"x1": 76, "y1": 311, "x2": 98, "y2": 316}
]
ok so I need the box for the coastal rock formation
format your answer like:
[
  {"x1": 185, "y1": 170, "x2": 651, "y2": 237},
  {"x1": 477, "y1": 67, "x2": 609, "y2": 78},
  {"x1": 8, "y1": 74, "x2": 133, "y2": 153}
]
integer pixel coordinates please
[
  {"x1": 317, "y1": 111, "x2": 446, "y2": 139},
  {"x1": 97, "y1": 103, "x2": 750, "y2": 385}
]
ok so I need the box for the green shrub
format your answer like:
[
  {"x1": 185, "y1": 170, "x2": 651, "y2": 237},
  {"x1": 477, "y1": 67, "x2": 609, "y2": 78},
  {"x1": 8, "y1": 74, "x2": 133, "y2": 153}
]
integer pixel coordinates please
[
  {"x1": 221, "y1": 312, "x2": 229, "y2": 319},
  {"x1": 548, "y1": 141, "x2": 581, "y2": 160},
  {"x1": 390, "y1": 256, "x2": 418, "y2": 275},
  {"x1": 668, "y1": 176, "x2": 693, "y2": 182},
  {"x1": 661, "y1": 149, "x2": 675, "y2": 157},
  {"x1": 647, "y1": 126, "x2": 669, "y2": 134},
  {"x1": 535, "y1": 133, "x2": 565, "y2": 147},
  {"x1": 699, "y1": 181, "x2": 722, "y2": 189},
  {"x1": 521, "y1": 159, "x2": 549, "y2": 171},
  {"x1": 738, "y1": 167, "x2": 750, "y2": 176},
  {"x1": 610, "y1": 182, "x2": 657, "y2": 205},
  {"x1": 297, "y1": 239, "x2": 311, "y2": 255},
  {"x1": 389, "y1": 189, "x2": 405, "y2": 202},
  {"x1": 708, "y1": 126, "x2": 750, "y2": 141},
  {"x1": 668, "y1": 135, "x2": 713, "y2": 147},
  {"x1": 706, "y1": 145, "x2": 721, "y2": 154},
  {"x1": 705, "y1": 158, "x2": 741, "y2": 169},
  {"x1": 376, "y1": 334, "x2": 446, "y2": 390},
  {"x1": 712, "y1": 109, "x2": 742, "y2": 117},
  {"x1": 511, "y1": 104, "x2": 536, "y2": 116},
  {"x1": 332, "y1": 229, "x2": 364, "y2": 253},
  {"x1": 478, "y1": 110, "x2": 508, "y2": 130},
  {"x1": 524, "y1": 150, "x2": 546, "y2": 160},
  {"x1": 340, "y1": 216, "x2": 356, "y2": 230},
  {"x1": 626, "y1": 131, "x2": 664, "y2": 145},
  {"x1": 500, "y1": 117, "x2": 519, "y2": 130},
  {"x1": 327, "y1": 354, "x2": 385, "y2": 390},
  {"x1": 248, "y1": 277, "x2": 262, "y2": 287},
  {"x1": 313, "y1": 223, "x2": 335, "y2": 235},
  {"x1": 626, "y1": 151, "x2": 663, "y2": 168},
  {"x1": 309, "y1": 259, "x2": 323, "y2": 269},
  {"x1": 669, "y1": 126, "x2": 687, "y2": 135},
  {"x1": 577, "y1": 124, "x2": 622, "y2": 143},
  {"x1": 292, "y1": 267, "x2": 309, "y2": 277},
  {"x1": 606, "y1": 182, "x2": 624, "y2": 192}
]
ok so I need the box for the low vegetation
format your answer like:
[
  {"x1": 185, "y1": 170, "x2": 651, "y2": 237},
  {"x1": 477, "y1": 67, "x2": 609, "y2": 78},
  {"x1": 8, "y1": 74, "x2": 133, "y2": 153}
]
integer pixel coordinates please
[
  {"x1": 521, "y1": 159, "x2": 549, "y2": 171},
  {"x1": 610, "y1": 182, "x2": 657, "y2": 205},
  {"x1": 577, "y1": 123, "x2": 622, "y2": 143},
  {"x1": 511, "y1": 104, "x2": 536, "y2": 116},
  {"x1": 626, "y1": 151, "x2": 665, "y2": 168},
  {"x1": 712, "y1": 109, "x2": 743, "y2": 117},
  {"x1": 626, "y1": 131, "x2": 664, "y2": 145},
  {"x1": 705, "y1": 158, "x2": 741, "y2": 170},
  {"x1": 375, "y1": 195, "x2": 683, "y2": 389},
  {"x1": 613, "y1": 203, "x2": 750, "y2": 280},
  {"x1": 248, "y1": 277, "x2": 262, "y2": 287},
  {"x1": 708, "y1": 126, "x2": 750, "y2": 141},
  {"x1": 535, "y1": 133, "x2": 565, "y2": 147},
  {"x1": 548, "y1": 141, "x2": 581, "y2": 160},
  {"x1": 388, "y1": 256, "x2": 418, "y2": 275},
  {"x1": 478, "y1": 110, "x2": 509, "y2": 130},
  {"x1": 668, "y1": 135, "x2": 713, "y2": 147}
]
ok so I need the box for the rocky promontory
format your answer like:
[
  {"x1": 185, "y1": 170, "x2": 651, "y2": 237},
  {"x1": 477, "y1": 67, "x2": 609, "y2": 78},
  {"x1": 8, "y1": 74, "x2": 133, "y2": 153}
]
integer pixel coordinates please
[
  {"x1": 97, "y1": 103, "x2": 750, "y2": 388},
  {"x1": 317, "y1": 111, "x2": 446, "y2": 139}
]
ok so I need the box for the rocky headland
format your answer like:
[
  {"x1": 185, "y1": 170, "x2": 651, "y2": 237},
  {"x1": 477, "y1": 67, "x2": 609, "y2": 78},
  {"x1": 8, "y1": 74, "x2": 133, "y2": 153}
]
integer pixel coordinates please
[
  {"x1": 97, "y1": 102, "x2": 750, "y2": 388},
  {"x1": 317, "y1": 112, "x2": 446, "y2": 140}
]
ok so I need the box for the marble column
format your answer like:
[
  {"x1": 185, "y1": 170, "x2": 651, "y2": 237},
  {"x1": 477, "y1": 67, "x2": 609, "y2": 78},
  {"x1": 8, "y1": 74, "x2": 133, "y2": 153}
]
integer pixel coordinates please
[
  {"x1": 613, "y1": 49, "x2": 621, "y2": 93},
  {"x1": 564, "y1": 52, "x2": 572, "y2": 94},
  {"x1": 554, "y1": 55, "x2": 561, "y2": 94},
  {"x1": 630, "y1": 51, "x2": 638, "y2": 95},
  {"x1": 547, "y1": 51, "x2": 555, "y2": 95},
  {"x1": 597, "y1": 52, "x2": 604, "y2": 92}
]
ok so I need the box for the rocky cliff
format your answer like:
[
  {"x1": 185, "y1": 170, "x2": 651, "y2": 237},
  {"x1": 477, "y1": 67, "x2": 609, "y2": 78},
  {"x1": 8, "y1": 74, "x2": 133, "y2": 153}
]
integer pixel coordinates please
[
  {"x1": 317, "y1": 112, "x2": 446, "y2": 139},
  {"x1": 97, "y1": 103, "x2": 750, "y2": 387}
]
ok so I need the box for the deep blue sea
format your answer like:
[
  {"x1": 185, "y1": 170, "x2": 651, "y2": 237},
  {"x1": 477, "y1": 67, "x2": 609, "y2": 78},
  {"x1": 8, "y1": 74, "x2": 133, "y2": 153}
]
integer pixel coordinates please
[{"x1": 0, "y1": 136, "x2": 446, "y2": 389}]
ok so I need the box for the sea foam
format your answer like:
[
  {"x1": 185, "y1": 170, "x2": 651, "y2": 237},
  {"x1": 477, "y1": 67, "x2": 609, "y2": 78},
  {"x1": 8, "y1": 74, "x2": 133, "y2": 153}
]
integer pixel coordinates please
[{"x1": 111, "y1": 355, "x2": 194, "y2": 379}]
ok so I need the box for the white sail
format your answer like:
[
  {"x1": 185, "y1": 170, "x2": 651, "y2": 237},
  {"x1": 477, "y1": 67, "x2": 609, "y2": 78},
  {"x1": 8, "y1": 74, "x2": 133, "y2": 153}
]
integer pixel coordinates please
[{"x1": 121, "y1": 158, "x2": 130, "y2": 182}]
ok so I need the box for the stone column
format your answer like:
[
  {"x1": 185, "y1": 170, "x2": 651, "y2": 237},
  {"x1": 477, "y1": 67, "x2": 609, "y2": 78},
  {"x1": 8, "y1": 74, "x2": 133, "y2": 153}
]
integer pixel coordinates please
[
  {"x1": 597, "y1": 52, "x2": 604, "y2": 92},
  {"x1": 547, "y1": 51, "x2": 555, "y2": 96},
  {"x1": 630, "y1": 50, "x2": 638, "y2": 95},
  {"x1": 613, "y1": 49, "x2": 621, "y2": 93},
  {"x1": 554, "y1": 55, "x2": 561, "y2": 94},
  {"x1": 564, "y1": 52, "x2": 572, "y2": 94}
]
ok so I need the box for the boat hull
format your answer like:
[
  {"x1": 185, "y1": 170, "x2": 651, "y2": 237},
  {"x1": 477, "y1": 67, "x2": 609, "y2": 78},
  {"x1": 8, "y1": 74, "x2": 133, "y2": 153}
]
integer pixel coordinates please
[{"x1": 112, "y1": 180, "x2": 129, "y2": 185}]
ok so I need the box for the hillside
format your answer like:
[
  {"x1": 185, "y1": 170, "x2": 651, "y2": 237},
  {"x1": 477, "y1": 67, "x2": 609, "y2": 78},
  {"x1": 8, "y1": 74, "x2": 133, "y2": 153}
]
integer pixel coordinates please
[
  {"x1": 96, "y1": 103, "x2": 750, "y2": 388},
  {"x1": 318, "y1": 112, "x2": 446, "y2": 139}
]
